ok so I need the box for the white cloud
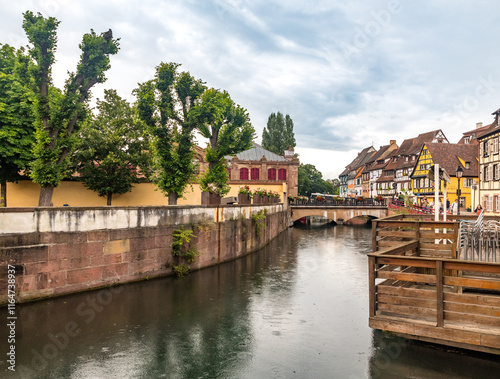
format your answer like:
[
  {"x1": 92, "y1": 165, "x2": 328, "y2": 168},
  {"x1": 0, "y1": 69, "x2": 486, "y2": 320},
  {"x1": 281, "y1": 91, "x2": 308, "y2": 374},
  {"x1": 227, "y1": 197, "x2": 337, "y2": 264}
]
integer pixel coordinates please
[{"x1": 3, "y1": 0, "x2": 500, "y2": 179}]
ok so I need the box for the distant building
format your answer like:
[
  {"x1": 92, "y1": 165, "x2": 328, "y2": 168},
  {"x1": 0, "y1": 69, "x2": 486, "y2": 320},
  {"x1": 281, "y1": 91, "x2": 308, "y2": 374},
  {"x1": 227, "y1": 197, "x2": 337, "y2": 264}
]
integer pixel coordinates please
[
  {"x1": 226, "y1": 143, "x2": 299, "y2": 198},
  {"x1": 411, "y1": 142, "x2": 479, "y2": 209},
  {"x1": 477, "y1": 109, "x2": 500, "y2": 213}
]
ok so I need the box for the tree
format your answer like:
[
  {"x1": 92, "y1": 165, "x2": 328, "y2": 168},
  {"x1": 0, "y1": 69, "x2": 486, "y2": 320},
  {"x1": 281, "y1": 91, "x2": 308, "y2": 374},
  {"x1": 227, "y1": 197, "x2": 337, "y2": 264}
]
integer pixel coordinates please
[
  {"x1": 298, "y1": 163, "x2": 333, "y2": 196},
  {"x1": 23, "y1": 11, "x2": 119, "y2": 206},
  {"x1": 261, "y1": 112, "x2": 296, "y2": 155},
  {"x1": 191, "y1": 88, "x2": 255, "y2": 196},
  {"x1": 73, "y1": 89, "x2": 152, "y2": 205},
  {"x1": 134, "y1": 62, "x2": 205, "y2": 204},
  {"x1": 0, "y1": 44, "x2": 36, "y2": 206}
]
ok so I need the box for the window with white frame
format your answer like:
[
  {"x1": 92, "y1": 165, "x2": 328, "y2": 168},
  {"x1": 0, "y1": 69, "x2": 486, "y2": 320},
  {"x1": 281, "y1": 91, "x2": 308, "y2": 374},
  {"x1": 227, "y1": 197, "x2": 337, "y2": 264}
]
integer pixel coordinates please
[
  {"x1": 484, "y1": 140, "x2": 490, "y2": 156},
  {"x1": 484, "y1": 165, "x2": 489, "y2": 181},
  {"x1": 495, "y1": 164, "x2": 499, "y2": 180},
  {"x1": 464, "y1": 178, "x2": 473, "y2": 187},
  {"x1": 489, "y1": 165, "x2": 494, "y2": 181},
  {"x1": 487, "y1": 196, "x2": 494, "y2": 212},
  {"x1": 494, "y1": 138, "x2": 499, "y2": 154},
  {"x1": 496, "y1": 196, "x2": 500, "y2": 213}
]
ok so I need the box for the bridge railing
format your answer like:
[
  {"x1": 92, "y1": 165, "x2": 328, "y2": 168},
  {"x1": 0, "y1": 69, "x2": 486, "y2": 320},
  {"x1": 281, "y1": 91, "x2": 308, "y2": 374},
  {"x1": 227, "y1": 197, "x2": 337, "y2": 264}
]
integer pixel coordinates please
[{"x1": 291, "y1": 197, "x2": 387, "y2": 207}]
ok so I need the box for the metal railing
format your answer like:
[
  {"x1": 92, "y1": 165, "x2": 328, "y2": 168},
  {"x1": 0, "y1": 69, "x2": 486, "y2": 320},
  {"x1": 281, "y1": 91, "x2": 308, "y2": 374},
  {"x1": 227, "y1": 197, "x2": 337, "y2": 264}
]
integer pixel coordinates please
[
  {"x1": 290, "y1": 198, "x2": 387, "y2": 207},
  {"x1": 458, "y1": 211, "x2": 500, "y2": 262}
]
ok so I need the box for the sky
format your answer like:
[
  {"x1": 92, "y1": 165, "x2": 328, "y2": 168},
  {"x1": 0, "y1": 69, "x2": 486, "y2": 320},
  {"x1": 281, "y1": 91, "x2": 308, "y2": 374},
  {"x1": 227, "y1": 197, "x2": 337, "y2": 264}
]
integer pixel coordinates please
[{"x1": 2, "y1": 1, "x2": 500, "y2": 179}]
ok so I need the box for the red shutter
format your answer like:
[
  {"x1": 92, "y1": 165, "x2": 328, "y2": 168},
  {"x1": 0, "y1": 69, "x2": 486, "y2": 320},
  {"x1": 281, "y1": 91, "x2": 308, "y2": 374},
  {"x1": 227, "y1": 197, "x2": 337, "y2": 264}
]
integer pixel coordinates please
[
  {"x1": 251, "y1": 168, "x2": 259, "y2": 180},
  {"x1": 278, "y1": 168, "x2": 287, "y2": 181},
  {"x1": 268, "y1": 168, "x2": 276, "y2": 180},
  {"x1": 240, "y1": 168, "x2": 248, "y2": 180}
]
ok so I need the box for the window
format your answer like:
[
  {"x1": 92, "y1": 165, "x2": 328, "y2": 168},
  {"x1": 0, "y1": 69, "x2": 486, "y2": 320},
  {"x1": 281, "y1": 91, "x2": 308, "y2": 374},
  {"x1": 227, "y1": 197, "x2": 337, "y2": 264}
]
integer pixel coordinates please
[
  {"x1": 484, "y1": 165, "x2": 489, "y2": 181},
  {"x1": 239, "y1": 168, "x2": 249, "y2": 180},
  {"x1": 487, "y1": 196, "x2": 493, "y2": 212},
  {"x1": 464, "y1": 137, "x2": 469, "y2": 144},
  {"x1": 489, "y1": 165, "x2": 494, "y2": 181},
  {"x1": 484, "y1": 140, "x2": 490, "y2": 156},
  {"x1": 495, "y1": 138, "x2": 499, "y2": 154},
  {"x1": 268, "y1": 168, "x2": 276, "y2": 181},
  {"x1": 497, "y1": 196, "x2": 500, "y2": 213},
  {"x1": 465, "y1": 162, "x2": 470, "y2": 169},
  {"x1": 464, "y1": 178, "x2": 473, "y2": 187},
  {"x1": 495, "y1": 164, "x2": 499, "y2": 180},
  {"x1": 251, "y1": 168, "x2": 259, "y2": 180},
  {"x1": 278, "y1": 168, "x2": 287, "y2": 181}
]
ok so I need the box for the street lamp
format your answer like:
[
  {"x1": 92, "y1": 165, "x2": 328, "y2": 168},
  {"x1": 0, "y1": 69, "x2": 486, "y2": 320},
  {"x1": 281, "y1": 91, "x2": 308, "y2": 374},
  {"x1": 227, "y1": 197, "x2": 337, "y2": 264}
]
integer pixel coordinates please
[{"x1": 456, "y1": 166, "x2": 463, "y2": 216}]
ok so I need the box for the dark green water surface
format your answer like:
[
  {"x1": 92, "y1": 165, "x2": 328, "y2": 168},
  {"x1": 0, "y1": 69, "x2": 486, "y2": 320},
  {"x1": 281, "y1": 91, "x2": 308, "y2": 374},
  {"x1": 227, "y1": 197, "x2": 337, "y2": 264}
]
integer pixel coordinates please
[{"x1": 1, "y1": 226, "x2": 500, "y2": 378}]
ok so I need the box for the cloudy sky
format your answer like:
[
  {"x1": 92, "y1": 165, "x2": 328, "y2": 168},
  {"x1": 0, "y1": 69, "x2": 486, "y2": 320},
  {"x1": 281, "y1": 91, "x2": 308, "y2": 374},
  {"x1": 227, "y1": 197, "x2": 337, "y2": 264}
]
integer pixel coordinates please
[{"x1": 2, "y1": 0, "x2": 500, "y2": 179}]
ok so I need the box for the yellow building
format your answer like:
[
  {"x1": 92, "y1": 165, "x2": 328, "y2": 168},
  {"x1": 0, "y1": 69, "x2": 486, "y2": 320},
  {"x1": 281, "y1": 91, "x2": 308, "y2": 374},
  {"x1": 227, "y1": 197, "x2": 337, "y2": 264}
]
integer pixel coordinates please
[
  {"x1": 410, "y1": 143, "x2": 479, "y2": 210},
  {"x1": 5, "y1": 144, "x2": 298, "y2": 207}
]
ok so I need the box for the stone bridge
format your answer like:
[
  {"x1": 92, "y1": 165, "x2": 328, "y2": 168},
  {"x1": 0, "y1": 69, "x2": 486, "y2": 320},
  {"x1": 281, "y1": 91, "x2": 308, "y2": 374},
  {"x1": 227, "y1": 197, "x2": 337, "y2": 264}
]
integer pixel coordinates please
[{"x1": 290, "y1": 205, "x2": 388, "y2": 224}]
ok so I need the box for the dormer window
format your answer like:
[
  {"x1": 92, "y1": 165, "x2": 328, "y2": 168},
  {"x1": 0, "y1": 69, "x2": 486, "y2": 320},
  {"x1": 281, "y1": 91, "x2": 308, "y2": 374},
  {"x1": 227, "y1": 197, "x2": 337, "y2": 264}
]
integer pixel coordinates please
[
  {"x1": 464, "y1": 137, "x2": 469, "y2": 144},
  {"x1": 465, "y1": 162, "x2": 470, "y2": 169}
]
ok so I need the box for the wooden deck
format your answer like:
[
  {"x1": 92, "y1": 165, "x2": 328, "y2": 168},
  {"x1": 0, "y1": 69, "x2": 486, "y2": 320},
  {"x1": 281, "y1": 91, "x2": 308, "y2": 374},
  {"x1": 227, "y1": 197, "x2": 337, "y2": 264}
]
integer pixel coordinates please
[{"x1": 369, "y1": 214, "x2": 500, "y2": 355}]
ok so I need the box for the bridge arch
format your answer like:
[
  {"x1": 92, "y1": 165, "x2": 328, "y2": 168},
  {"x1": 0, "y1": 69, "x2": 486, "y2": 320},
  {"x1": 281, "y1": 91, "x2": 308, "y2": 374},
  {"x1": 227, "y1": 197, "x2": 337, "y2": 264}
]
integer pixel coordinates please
[{"x1": 290, "y1": 206, "x2": 387, "y2": 224}]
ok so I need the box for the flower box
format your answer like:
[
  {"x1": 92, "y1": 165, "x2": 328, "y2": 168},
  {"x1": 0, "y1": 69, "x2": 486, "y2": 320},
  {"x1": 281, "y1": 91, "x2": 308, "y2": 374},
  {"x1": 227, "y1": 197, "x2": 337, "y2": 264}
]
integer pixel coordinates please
[
  {"x1": 201, "y1": 192, "x2": 221, "y2": 205},
  {"x1": 238, "y1": 193, "x2": 252, "y2": 205},
  {"x1": 253, "y1": 194, "x2": 264, "y2": 204}
]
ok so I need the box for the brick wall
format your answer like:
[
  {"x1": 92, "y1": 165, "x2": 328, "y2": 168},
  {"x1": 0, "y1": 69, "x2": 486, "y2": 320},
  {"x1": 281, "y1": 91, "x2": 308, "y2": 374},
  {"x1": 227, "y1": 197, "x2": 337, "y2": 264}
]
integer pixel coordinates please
[{"x1": 0, "y1": 207, "x2": 289, "y2": 305}]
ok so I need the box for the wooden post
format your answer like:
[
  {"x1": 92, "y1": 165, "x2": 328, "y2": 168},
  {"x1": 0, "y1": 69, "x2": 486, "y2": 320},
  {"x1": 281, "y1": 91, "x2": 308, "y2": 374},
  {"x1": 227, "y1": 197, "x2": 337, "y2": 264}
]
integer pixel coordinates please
[
  {"x1": 369, "y1": 256, "x2": 376, "y2": 317},
  {"x1": 372, "y1": 220, "x2": 378, "y2": 252},
  {"x1": 436, "y1": 260, "x2": 444, "y2": 327}
]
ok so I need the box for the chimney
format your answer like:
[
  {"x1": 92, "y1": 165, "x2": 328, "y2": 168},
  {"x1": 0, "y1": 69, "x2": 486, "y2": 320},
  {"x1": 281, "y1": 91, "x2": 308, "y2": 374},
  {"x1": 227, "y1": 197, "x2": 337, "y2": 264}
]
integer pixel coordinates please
[
  {"x1": 476, "y1": 122, "x2": 483, "y2": 129},
  {"x1": 390, "y1": 140, "x2": 396, "y2": 145}
]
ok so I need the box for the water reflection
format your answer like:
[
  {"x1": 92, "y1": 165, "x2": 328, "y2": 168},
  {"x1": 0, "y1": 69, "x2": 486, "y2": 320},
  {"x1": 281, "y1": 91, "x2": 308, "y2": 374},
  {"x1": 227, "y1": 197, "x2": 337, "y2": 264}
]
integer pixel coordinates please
[{"x1": 1, "y1": 226, "x2": 500, "y2": 378}]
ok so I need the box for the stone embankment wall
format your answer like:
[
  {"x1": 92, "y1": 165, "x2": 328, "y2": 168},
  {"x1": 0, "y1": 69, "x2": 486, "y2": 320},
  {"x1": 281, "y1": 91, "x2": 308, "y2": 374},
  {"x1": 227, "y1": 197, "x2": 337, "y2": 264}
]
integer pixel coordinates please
[{"x1": 0, "y1": 205, "x2": 289, "y2": 305}]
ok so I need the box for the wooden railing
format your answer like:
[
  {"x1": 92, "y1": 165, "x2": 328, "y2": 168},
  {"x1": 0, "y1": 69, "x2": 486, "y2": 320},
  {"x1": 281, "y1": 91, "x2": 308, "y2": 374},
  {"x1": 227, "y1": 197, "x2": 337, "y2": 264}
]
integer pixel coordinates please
[
  {"x1": 369, "y1": 215, "x2": 500, "y2": 353},
  {"x1": 369, "y1": 252, "x2": 500, "y2": 329},
  {"x1": 372, "y1": 217, "x2": 460, "y2": 258}
]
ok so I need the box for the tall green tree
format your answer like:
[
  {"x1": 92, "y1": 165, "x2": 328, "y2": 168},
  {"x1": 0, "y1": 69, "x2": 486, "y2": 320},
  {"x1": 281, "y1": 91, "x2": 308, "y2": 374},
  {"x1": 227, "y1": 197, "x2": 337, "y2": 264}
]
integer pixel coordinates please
[
  {"x1": 134, "y1": 62, "x2": 205, "y2": 204},
  {"x1": 261, "y1": 112, "x2": 296, "y2": 155},
  {"x1": 23, "y1": 11, "x2": 119, "y2": 206},
  {"x1": 0, "y1": 44, "x2": 36, "y2": 206},
  {"x1": 191, "y1": 88, "x2": 255, "y2": 196},
  {"x1": 298, "y1": 163, "x2": 333, "y2": 196},
  {"x1": 73, "y1": 89, "x2": 151, "y2": 205}
]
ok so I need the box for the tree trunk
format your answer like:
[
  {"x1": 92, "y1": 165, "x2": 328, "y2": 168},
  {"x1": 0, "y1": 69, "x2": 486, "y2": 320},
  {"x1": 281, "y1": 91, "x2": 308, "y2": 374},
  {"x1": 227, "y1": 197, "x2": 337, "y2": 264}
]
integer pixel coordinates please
[
  {"x1": 0, "y1": 180, "x2": 6, "y2": 207},
  {"x1": 38, "y1": 185, "x2": 54, "y2": 206},
  {"x1": 168, "y1": 192, "x2": 178, "y2": 205},
  {"x1": 107, "y1": 192, "x2": 112, "y2": 206}
]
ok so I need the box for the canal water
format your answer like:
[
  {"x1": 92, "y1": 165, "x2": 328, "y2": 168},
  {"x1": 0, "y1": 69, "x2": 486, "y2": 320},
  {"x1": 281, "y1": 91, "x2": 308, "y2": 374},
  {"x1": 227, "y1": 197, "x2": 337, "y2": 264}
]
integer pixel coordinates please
[{"x1": 2, "y1": 225, "x2": 500, "y2": 378}]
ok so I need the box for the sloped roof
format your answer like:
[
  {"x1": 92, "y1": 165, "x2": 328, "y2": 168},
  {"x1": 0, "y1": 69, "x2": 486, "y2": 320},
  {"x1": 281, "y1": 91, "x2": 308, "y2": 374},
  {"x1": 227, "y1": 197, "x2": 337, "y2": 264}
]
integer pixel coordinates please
[
  {"x1": 340, "y1": 146, "x2": 376, "y2": 178},
  {"x1": 425, "y1": 143, "x2": 479, "y2": 177},
  {"x1": 227, "y1": 143, "x2": 287, "y2": 162},
  {"x1": 458, "y1": 123, "x2": 491, "y2": 144}
]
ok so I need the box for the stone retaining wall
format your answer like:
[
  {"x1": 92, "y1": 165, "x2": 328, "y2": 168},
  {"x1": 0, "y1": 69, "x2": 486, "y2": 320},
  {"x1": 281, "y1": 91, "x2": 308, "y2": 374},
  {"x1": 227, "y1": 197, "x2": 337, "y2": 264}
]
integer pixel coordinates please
[{"x1": 0, "y1": 205, "x2": 289, "y2": 305}]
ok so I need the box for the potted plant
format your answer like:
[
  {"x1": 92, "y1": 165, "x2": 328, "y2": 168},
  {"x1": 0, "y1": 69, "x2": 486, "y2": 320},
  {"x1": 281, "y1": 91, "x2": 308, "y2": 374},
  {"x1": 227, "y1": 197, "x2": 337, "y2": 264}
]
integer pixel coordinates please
[
  {"x1": 201, "y1": 183, "x2": 222, "y2": 205},
  {"x1": 253, "y1": 188, "x2": 267, "y2": 204},
  {"x1": 238, "y1": 185, "x2": 253, "y2": 205}
]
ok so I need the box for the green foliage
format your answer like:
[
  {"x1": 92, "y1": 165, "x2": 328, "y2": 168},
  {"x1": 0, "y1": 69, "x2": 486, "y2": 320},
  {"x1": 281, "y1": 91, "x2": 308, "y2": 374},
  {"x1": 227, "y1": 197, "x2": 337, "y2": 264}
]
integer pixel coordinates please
[
  {"x1": 172, "y1": 225, "x2": 198, "y2": 258},
  {"x1": 0, "y1": 44, "x2": 36, "y2": 198},
  {"x1": 262, "y1": 112, "x2": 296, "y2": 155},
  {"x1": 73, "y1": 89, "x2": 152, "y2": 204},
  {"x1": 252, "y1": 210, "x2": 267, "y2": 236},
  {"x1": 134, "y1": 62, "x2": 205, "y2": 202},
  {"x1": 298, "y1": 163, "x2": 333, "y2": 196},
  {"x1": 190, "y1": 88, "x2": 255, "y2": 197},
  {"x1": 173, "y1": 264, "x2": 189, "y2": 277},
  {"x1": 23, "y1": 11, "x2": 120, "y2": 205}
]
